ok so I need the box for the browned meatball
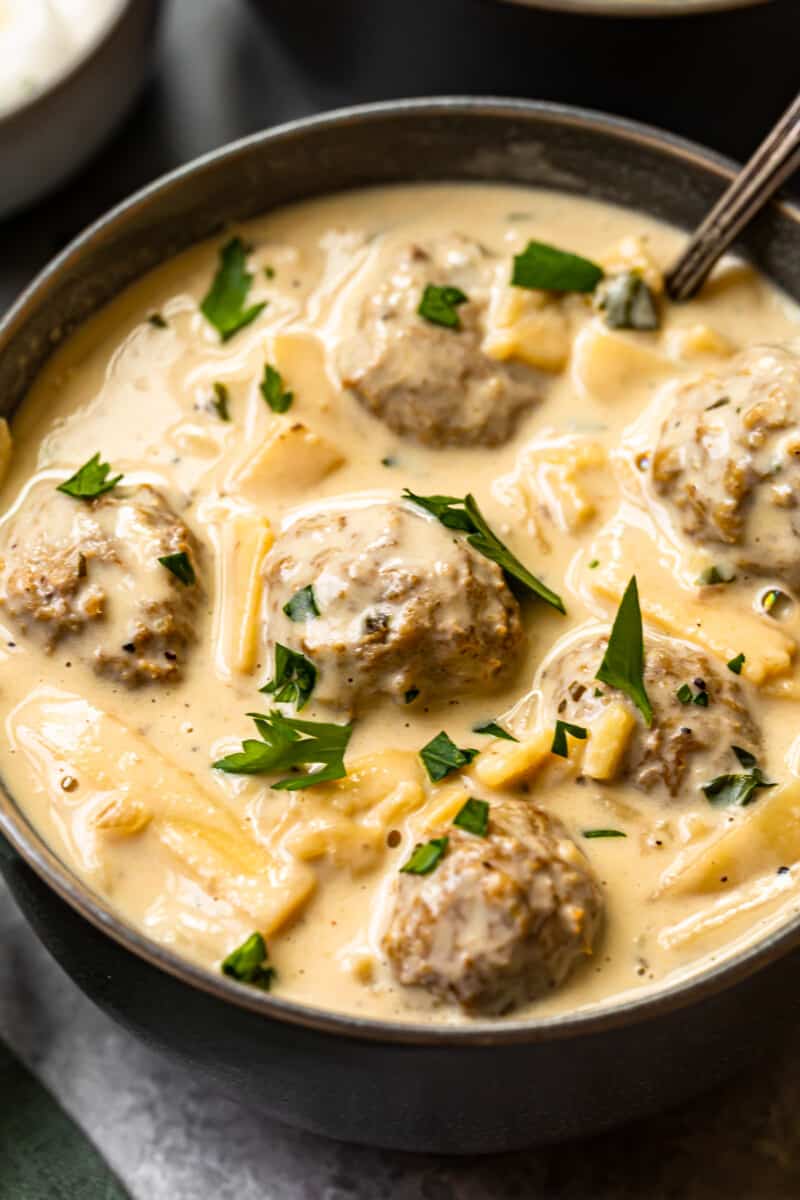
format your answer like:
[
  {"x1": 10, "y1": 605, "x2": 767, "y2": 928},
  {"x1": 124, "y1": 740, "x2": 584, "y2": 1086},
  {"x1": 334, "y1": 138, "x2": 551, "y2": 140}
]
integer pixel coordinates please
[
  {"x1": 264, "y1": 499, "x2": 523, "y2": 710},
  {"x1": 1, "y1": 484, "x2": 201, "y2": 684},
  {"x1": 337, "y1": 235, "x2": 541, "y2": 447},
  {"x1": 542, "y1": 632, "x2": 761, "y2": 797},
  {"x1": 651, "y1": 345, "x2": 800, "y2": 586},
  {"x1": 383, "y1": 799, "x2": 603, "y2": 1015}
]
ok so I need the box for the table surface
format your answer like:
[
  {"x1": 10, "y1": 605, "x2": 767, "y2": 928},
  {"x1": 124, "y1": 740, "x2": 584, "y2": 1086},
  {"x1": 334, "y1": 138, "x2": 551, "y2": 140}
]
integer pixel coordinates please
[{"x1": 2, "y1": 0, "x2": 800, "y2": 1195}]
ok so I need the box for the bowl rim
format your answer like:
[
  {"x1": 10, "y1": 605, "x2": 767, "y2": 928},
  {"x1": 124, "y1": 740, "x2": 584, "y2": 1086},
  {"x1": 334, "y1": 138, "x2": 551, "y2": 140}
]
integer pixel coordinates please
[
  {"x1": 0, "y1": 0, "x2": 138, "y2": 129},
  {"x1": 3, "y1": 95, "x2": 800, "y2": 1047},
  {"x1": 498, "y1": 0, "x2": 772, "y2": 15}
]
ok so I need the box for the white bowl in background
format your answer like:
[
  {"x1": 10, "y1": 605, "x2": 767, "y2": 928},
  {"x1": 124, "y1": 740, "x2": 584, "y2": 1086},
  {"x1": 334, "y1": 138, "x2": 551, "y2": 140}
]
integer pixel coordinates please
[{"x1": 0, "y1": 0, "x2": 163, "y2": 220}]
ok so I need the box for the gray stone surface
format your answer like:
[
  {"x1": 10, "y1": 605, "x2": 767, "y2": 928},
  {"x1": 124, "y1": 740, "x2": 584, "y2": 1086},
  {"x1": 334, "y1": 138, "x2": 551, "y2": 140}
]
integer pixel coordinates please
[{"x1": 2, "y1": 0, "x2": 800, "y2": 1195}]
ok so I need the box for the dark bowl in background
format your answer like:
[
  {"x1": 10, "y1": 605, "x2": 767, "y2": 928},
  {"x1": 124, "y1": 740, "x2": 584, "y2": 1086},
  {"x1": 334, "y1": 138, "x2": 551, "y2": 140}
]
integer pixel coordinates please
[
  {"x1": 2, "y1": 99, "x2": 800, "y2": 1153},
  {"x1": 499, "y1": 0, "x2": 770, "y2": 12}
]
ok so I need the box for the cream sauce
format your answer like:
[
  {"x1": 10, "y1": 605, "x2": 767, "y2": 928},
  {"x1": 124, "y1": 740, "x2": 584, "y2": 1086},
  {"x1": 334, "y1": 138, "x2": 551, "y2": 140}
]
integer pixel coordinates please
[{"x1": 3, "y1": 183, "x2": 800, "y2": 1024}]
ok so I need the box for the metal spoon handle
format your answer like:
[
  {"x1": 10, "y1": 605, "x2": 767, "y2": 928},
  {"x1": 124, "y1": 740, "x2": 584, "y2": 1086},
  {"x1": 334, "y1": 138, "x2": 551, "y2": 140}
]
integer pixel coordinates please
[{"x1": 666, "y1": 92, "x2": 800, "y2": 302}]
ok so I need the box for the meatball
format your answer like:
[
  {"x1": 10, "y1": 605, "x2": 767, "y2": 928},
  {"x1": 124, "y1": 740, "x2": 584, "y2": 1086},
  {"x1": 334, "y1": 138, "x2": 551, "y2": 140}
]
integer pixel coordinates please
[
  {"x1": 542, "y1": 631, "x2": 761, "y2": 797},
  {"x1": 264, "y1": 499, "x2": 523, "y2": 710},
  {"x1": 383, "y1": 799, "x2": 603, "y2": 1015},
  {"x1": 651, "y1": 345, "x2": 800, "y2": 586},
  {"x1": 337, "y1": 235, "x2": 541, "y2": 447},
  {"x1": 1, "y1": 484, "x2": 201, "y2": 684}
]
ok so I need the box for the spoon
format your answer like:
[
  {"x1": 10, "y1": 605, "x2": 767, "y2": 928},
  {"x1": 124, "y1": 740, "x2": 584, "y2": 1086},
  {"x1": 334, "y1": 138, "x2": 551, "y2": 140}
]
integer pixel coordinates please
[{"x1": 666, "y1": 91, "x2": 800, "y2": 302}]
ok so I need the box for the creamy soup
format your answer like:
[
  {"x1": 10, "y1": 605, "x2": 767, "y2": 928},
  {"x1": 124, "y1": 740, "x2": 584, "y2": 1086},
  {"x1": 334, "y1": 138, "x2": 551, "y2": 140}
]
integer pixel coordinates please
[{"x1": 3, "y1": 183, "x2": 800, "y2": 1024}]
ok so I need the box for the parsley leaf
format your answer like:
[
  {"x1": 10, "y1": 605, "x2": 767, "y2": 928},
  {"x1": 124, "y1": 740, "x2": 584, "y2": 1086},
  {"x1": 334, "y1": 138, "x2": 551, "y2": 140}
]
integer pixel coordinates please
[
  {"x1": 260, "y1": 363, "x2": 293, "y2": 413},
  {"x1": 582, "y1": 829, "x2": 627, "y2": 839},
  {"x1": 403, "y1": 489, "x2": 565, "y2": 613},
  {"x1": 57, "y1": 453, "x2": 123, "y2": 500},
  {"x1": 401, "y1": 837, "x2": 448, "y2": 875},
  {"x1": 419, "y1": 731, "x2": 478, "y2": 783},
  {"x1": 727, "y1": 652, "x2": 746, "y2": 675},
  {"x1": 158, "y1": 551, "x2": 196, "y2": 587},
  {"x1": 418, "y1": 284, "x2": 468, "y2": 330},
  {"x1": 402, "y1": 490, "x2": 475, "y2": 531},
  {"x1": 551, "y1": 720, "x2": 587, "y2": 758},
  {"x1": 676, "y1": 683, "x2": 693, "y2": 704},
  {"x1": 512, "y1": 240, "x2": 603, "y2": 293},
  {"x1": 283, "y1": 585, "x2": 319, "y2": 622},
  {"x1": 213, "y1": 710, "x2": 352, "y2": 790},
  {"x1": 221, "y1": 933, "x2": 274, "y2": 990},
  {"x1": 595, "y1": 575, "x2": 653, "y2": 726},
  {"x1": 702, "y1": 765, "x2": 776, "y2": 808},
  {"x1": 732, "y1": 745, "x2": 757, "y2": 769},
  {"x1": 260, "y1": 643, "x2": 316, "y2": 710},
  {"x1": 703, "y1": 747, "x2": 775, "y2": 807},
  {"x1": 200, "y1": 237, "x2": 266, "y2": 342},
  {"x1": 211, "y1": 381, "x2": 230, "y2": 421},
  {"x1": 472, "y1": 719, "x2": 518, "y2": 741},
  {"x1": 595, "y1": 272, "x2": 659, "y2": 331},
  {"x1": 453, "y1": 797, "x2": 489, "y2": 837}
]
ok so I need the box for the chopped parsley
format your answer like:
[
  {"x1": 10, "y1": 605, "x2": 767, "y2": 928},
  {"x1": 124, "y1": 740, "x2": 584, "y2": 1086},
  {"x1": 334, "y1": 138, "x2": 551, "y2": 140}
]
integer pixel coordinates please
[
  {"x1": 158, "y1": 551, "x2": 196, "y2": 587},
  {"x1": 702, "y1": 746, "x2": 776, "y2": 808},
  {"x1": 595, "y1": 576, "x2": 653, "y2": 726},
  {"x1": 582, "y1": 829, "x2": 627, "y2": 839},
  {"x1": 705, "y1": 396, "x2": 730, "y2": 412},
  {"x1": 511, "y1": 240, "x2": 603, "y2": 294},
  {"x1": 211, "y1": 381, "x2": 230, "y2": 421},
  {"x1": 595, "y1": 272, "x2": 659, "y2": 331},
  {"x1": 696, "y1": 564, "x2": 736, "y2": 586},
  {"x1": 417, "y1": 284, "x2": 468, "y2": 330},
  {"x1": 57, "y1": 453, "x2": 123, "y2": 500},
  {"x1": 472, "y1": 719, "x2": 518, "y2": 741},
  {"x1": 551, "y1": 720, "x2": 587, "y2": 758},
  {"x1": 283, "y1": 585, "x2": 319, "y2": 622},
  {"x1": 677, "y1": 679, "x2": 709, "y2": 706},
  {"x1": 419, "y1": 731, "x2": 478, "y2": 783},
  {"x1": 403, "y1": 489, "x2": 565, "y2": 613},
  {"x1": 200, "y1": 237, "x2": 266, "y2": 341},
  {"x1": 147, "y1": 312, "x2": 168, "y2": 329},
  {"x1": 453, "y1": 797, "x2": 490, "y2": 837},
  {"x1": 401, "y1": 837, "x2": 448, "y2": 875},
  {"x1": 213, "y1": 710, "x2": 352, "y2": 790},
  {"x1": 264, "y1": 266, "x2": 275, "y2": 280},
  {"x1": 588, "y1": 559, "x2": 600, "y2": 569},
  {"x1": 221, "y1": 933, "x2": 274, "y2": 990},
  {"x1": 727, "y1": 652, "x2": 746, "y2": 675},
  {"x1": 260, "y1": 643, "x2": 316, "y2": 710},
  {"x1": 732, "y1": 745, "x2": 757, "y2": 768},
  {"x1": 260, "y1": 363, "x2": 293, "y2": 413},
  {"x1": 762, "y1": 588, "x2": 791, "y2": 617}
]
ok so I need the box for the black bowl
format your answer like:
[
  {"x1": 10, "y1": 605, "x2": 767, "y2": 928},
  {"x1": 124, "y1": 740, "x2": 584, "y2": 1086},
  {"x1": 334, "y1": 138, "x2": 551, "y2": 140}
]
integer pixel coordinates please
[{"x1": 2, "y1": 99, "x2": 800, "y2": 1153}]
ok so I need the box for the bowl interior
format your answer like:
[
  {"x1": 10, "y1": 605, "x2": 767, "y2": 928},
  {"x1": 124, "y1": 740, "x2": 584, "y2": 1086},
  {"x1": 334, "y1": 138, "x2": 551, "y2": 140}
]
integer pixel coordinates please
[{"x1": 2, "y1": 98, "x2": 800, "y2": 1041}]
